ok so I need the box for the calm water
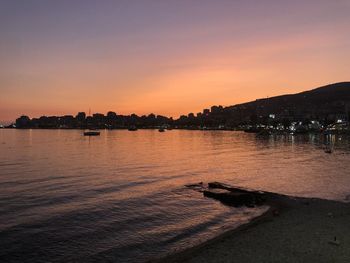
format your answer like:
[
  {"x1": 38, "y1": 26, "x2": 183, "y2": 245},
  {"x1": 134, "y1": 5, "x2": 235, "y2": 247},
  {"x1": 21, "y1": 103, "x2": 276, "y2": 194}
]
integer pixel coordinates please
[{"x1": 1, "y1": 130, "x2": 350, "y2": 262}]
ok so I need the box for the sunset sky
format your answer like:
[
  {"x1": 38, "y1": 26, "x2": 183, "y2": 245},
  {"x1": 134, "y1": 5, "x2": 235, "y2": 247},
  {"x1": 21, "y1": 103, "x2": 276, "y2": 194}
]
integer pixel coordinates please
[{"x1": 1, "y1": 0, "x2": 350, "y2": 123}]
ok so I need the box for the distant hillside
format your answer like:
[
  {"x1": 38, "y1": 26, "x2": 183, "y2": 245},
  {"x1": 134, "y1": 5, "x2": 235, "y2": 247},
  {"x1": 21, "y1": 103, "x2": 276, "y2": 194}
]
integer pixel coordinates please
[{"x1": 222, "y1": 82, "x2": 350, "y2": 124}]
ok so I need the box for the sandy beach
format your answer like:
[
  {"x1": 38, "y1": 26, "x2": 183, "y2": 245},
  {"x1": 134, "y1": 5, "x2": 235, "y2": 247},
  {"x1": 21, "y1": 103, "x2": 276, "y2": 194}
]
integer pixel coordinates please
[{"x1": 153, "y1": 187, "x2": 350, "y2": 263}]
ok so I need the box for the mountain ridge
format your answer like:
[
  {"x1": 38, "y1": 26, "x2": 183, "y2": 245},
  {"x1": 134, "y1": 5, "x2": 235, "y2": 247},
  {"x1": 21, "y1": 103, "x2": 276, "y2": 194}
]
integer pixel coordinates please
[
  {"x1": 215, "y1": 82, "x2": 350, "y2": 126},
  {"x1": 229, "y1": 82, "x2": 350, "y2": 108}
]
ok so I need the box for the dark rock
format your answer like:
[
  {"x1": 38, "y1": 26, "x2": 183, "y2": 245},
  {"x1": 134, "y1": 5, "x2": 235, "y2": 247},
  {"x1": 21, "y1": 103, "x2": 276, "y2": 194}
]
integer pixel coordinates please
[
  {"x1": 185, "y1": 181, "x2": 267, "y2": 207},
  {"x1": 203, "y1": 188, "x2": 263, "y2": 207},
  {"x1": 208, "y1": 182, "x2": 254, "y2": 194}
]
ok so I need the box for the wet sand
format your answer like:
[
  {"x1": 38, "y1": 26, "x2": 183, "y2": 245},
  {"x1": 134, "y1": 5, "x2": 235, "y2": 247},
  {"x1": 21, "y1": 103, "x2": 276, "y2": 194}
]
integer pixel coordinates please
[{"x1": 152, "y1": 190, "x2": 350, "y2": 263}]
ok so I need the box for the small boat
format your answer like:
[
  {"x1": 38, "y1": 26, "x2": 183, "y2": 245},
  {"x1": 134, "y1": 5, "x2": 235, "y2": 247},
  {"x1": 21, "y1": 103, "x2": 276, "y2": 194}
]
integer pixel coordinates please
[
  {"x1": 158, "y1": 128, "x2": 165, "y2": 132},
  {"x1": 84, "y1": 109, "x2": 100, "y2": 136},
  {"x1": 84, "y1": 130, "x2": 100, "y2": 136}
]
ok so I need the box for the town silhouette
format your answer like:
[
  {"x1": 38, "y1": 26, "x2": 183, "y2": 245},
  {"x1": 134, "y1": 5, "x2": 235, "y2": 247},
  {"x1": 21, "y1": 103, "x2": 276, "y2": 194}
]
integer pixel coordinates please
[{"x1": 11, "y1": 82, "x2": 350, "y2": 134}]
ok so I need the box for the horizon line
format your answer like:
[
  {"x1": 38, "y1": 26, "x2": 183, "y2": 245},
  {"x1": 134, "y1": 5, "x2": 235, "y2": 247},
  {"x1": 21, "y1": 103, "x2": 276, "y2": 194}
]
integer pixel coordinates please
[{"x1": 2, "y1": 81, "x2": 350, "y2": 125}]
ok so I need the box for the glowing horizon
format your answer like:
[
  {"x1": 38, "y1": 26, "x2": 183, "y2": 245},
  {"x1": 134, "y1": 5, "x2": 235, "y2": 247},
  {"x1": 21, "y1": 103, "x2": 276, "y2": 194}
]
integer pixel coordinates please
[{"x1": 1, "y1": 0, "x2": 350, "y2": 123}]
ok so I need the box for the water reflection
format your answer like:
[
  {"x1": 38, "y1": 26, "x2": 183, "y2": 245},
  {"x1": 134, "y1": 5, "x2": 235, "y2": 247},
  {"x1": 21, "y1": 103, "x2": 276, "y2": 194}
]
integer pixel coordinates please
[
  {"x1": 253, "y1": 132, "x2": 350, "y2": 152},
  {"x1": 1, "y1": 130, "x2": 350, "y2": 262}
]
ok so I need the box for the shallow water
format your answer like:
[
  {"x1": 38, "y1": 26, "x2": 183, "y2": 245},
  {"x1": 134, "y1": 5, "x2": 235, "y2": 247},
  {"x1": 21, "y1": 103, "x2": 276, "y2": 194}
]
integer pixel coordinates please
[{"x1": 0, "y1": 130, "x2": 349, "y2": 262}]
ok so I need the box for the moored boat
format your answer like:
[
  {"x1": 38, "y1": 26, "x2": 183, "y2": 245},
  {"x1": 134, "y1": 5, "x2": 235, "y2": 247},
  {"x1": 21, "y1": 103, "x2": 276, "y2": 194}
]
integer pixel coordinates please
[{"x1": 83, "y1": 130, "x2": 100, "y2": 136}]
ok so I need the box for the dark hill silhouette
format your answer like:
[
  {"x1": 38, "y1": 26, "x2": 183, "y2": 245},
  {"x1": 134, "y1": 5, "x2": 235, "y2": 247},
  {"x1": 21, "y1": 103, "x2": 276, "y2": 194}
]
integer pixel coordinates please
[
  {"x1": 233, "y1": 82, "x2": 350, "y2": 109},
  {"x1": 220, "y1": 82, "x2": 350, "y2": 125}
]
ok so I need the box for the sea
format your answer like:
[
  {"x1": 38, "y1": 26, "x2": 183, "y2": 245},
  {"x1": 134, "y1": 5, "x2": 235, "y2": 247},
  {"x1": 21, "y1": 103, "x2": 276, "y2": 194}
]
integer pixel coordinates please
[{"x1": 1, "y1": 129, "x2": 350, "y2": 262}]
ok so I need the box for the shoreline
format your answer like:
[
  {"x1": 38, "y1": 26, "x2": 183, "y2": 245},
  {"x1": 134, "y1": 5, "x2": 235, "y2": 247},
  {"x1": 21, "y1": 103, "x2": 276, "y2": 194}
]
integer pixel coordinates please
[
  {"x1": 149, "y1": 205, "x2": 276, "y2": 263},
  {"x1": 150, "y1": 187, "x2": 350, "y2": 263},
  {"x1": 2, "y1": 128, "x2": 349, "y2": 136}
]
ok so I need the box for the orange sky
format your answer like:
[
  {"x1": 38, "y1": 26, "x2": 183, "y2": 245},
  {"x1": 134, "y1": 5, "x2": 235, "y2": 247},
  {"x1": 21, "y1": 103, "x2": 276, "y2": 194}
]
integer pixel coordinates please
[{"x1": 1, "y1": 0, "x2": 350, "y2": 123}]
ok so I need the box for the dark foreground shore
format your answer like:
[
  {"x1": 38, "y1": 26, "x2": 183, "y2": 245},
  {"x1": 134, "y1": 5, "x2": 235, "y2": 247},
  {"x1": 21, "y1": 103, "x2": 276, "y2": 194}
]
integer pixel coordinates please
[{"x1": 151, "y1": 183, "x2": 350, "y2": 263}]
